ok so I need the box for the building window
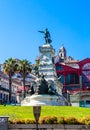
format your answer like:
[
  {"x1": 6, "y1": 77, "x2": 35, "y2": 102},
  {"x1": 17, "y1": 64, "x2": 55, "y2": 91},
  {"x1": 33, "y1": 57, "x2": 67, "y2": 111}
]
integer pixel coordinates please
[
  {"x1": 86, "y1": 100, "x2": 90, "y2": 105},
  {"x1": 66, "y1": 73, "x2": 79, "y2": 85},
  {"x1": 56, "y1": 65, "x2": 63, "y2": 71}
]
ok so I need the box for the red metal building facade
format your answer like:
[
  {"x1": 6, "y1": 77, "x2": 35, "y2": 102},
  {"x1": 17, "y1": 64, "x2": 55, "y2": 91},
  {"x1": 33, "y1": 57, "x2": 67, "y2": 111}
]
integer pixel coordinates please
[{"x1": 55, "y1": 58, "x2": 90, "y2": 94}]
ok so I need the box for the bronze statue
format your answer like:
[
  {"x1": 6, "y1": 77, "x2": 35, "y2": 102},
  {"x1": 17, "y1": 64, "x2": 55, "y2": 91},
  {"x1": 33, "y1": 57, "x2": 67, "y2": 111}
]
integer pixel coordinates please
[
  {"x1": 38, "y1": 28, "x2": 52, "y2": 44},
  {"x1": 36, "y1": 74, "x2": 48, "y2": 94},
  {"x1": 29, "y1": 74, "x2": 56, "y2": 95}
]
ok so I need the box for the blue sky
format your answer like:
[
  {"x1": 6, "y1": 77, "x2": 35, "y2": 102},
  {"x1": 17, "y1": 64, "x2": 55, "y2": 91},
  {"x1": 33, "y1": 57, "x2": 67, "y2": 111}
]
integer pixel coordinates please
[{"x1": 0, "y1": 0, "x2": 90, "y2": 64}]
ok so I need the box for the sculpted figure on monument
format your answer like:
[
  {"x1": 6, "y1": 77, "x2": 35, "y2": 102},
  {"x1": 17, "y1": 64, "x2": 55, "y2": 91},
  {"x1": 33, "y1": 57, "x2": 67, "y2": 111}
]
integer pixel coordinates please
[
  {"x1": 38, "y1": 28, "x2": 52, "y2": 44},
  {"x1": 36, "y1": 74, "x2": 48, "y2": 94},
  {"x1": 48, "y1": 81, "x2": 56, "y2": 95},
  {"x1": 28, "y1": 74, "x2": 56, "y2": 95}
]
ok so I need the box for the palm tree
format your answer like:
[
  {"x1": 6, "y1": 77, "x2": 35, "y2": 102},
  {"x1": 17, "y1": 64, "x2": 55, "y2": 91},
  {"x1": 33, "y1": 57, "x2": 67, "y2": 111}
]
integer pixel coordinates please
[
  {"x1": 3, "y1": 58, "x2": 18, "y2": 103},
  {"x1": 17, "y1": 59, "x2": 32, "y2": 98},
  {"x1": 34, "y1": 57, "x2": 40, "y2": 76}
]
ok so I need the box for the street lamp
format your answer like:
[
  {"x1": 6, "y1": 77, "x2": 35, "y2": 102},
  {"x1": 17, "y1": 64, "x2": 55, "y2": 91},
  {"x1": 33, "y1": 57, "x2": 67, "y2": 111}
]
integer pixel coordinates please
[{"x1": 33, "y1": 106, "x2": 41, "y2": 130}]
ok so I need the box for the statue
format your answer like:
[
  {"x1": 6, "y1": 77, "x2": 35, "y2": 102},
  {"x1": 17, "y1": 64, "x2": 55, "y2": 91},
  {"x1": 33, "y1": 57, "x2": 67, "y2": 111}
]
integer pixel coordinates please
[
  {"x1": 28, "y1": 74, "x2": 56, "y2": 95},
  {"x1": 48, "y1": 81, "x2": 56, "y2": 95},
  {"x1": 36, "y1": 74, "x2": 48, "y2": 94},
  {"x1": 38, "y1": 28, "x2": 52, "y2": 44}
]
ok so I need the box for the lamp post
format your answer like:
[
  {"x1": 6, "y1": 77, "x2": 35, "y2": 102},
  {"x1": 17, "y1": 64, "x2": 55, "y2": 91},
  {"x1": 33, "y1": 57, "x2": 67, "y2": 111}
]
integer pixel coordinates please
[{"x1": 33, "y1": 106, "x2": 41, "y2": 130}]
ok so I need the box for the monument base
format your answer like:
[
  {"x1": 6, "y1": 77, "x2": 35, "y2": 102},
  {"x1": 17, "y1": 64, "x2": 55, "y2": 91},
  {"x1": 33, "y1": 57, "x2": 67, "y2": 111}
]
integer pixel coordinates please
[{"x1": 21, "y1": 94, "x2": 60, "y2": 106}]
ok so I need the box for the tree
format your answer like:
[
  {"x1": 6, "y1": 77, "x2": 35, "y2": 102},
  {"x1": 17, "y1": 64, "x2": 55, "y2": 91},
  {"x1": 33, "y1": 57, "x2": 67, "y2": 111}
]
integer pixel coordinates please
[
  {"x1": 17, "y1": 59, "x2": 32, "y2": 98},
  {"x1": 3, "y1": 58, "x2": 18, "y2": 103},
  {"x1": 34, "y1": 57, "x2": 40, "y2": 76}
]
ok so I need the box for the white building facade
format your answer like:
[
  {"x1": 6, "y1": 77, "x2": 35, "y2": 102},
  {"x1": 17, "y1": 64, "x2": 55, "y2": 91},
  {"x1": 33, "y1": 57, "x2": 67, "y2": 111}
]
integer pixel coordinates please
[{"x1": 0, "y1": 71, "x2": 20, "y2": 104}]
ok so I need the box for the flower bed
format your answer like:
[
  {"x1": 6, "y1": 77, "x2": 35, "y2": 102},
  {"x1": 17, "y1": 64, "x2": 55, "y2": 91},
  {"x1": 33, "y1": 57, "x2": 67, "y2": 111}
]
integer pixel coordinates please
[{"x1": 8, "y1": 116, "x2": 90, "y2": 125}]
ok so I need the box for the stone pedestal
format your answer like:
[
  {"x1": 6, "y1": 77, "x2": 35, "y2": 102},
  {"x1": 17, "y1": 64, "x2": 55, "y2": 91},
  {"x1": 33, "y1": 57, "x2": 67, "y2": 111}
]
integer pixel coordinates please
[{"x1": 21, "y1": 94, "x2": 59, "y2": 106}]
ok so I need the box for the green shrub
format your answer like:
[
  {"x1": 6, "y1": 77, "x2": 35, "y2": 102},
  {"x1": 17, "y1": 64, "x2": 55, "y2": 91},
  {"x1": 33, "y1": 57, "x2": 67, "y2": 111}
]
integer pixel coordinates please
[
  {"x1": 25, "y1": 119, "x2": 35, "y2": 124},
  {"x1": 8, "y1": 119, "x2": 13, "y2": 124},
  {"x1": 8, "y1": 116, "x2": 90, "y2": 125},
  {"x1": 9, "y1": 118, "x2": 36, "y2": 124},
  {"x1": 8, "y1": 119, "x2": 25, "y2": 124},
  {"x1": 39, "y1": 116, "x2": 57, "y2": 124},
  {"x1": 57, "y1": 117, "x2": 65, "y2": 124},
  {"x1": 80, "y1": 116, "x2": 90, "y2": 125},
  {"x1": 64, "y1": 117, "x2": 79, "y2": 124},
  {"x1": 13, "y1": 119, "x2": 26, "y2": 124}
]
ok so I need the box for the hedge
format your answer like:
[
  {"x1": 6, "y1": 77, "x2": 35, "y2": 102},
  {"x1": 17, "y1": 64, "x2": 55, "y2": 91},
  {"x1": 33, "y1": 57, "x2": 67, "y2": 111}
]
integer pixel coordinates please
[{"x1": 8, "y1": 116, "x2": 90, "y2": 125}]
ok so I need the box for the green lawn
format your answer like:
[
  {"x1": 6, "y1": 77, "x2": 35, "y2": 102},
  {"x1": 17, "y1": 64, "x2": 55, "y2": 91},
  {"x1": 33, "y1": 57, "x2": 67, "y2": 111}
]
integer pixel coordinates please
[{"x1": 0, "y1": 105, "x2": 90, "y2": 120}]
